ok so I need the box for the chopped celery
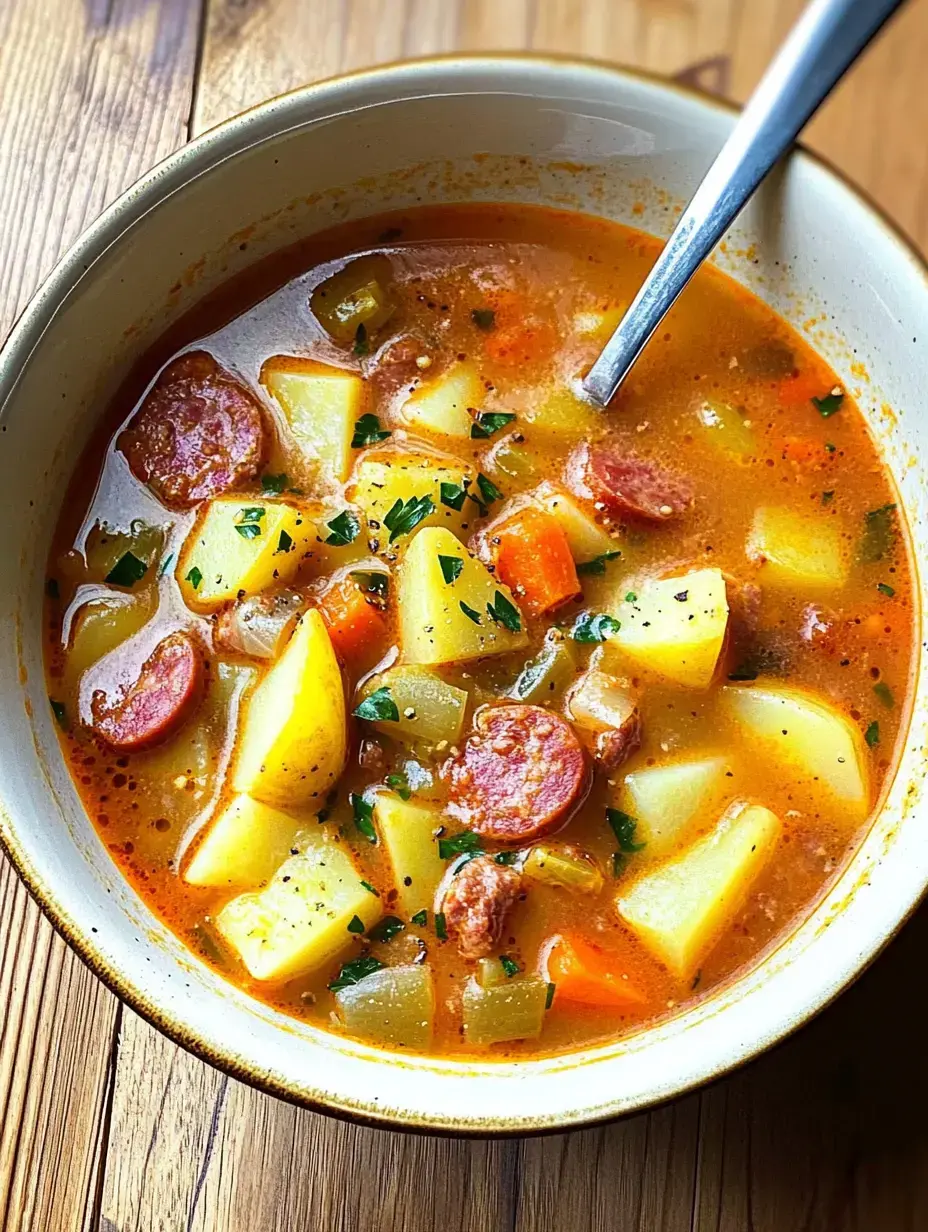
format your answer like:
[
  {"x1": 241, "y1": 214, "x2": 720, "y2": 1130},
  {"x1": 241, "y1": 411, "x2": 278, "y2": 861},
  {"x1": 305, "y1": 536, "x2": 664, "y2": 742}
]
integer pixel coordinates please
[
  {"x1": 485, "y1": 437, "x2": 542, "y2": 485},
  {"x1": 310, "y1": 255, "x2": 394, "y2": 343},
  {"x1": 522, "y1": 844, "x2": 604, "y2": 895},
  {"x1": 510, "y1": 630, "x2": 578, "y2": 703},
  {"x1": 462, "y1": 974, "x2": 548, "y2": 1046},
  {"x1": 358, "y1": 665, "x2": 468, "y2": 747},
  {"x1": 335, "y1": 963, "x2": 435, "y2": 1049}
]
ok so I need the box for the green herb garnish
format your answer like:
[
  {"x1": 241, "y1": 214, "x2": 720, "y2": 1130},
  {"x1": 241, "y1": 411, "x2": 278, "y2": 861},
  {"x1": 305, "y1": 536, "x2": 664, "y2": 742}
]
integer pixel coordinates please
[
  {"x1": 606, "y1": 808, "x2": 646, "y2": 853},
  {"x1": 384, "y1": 494, "x2": 434, "y2": 543},
  {"x1": 369, "y1": 915, "x2": 405, "y2": 943},
  {"x1": 494, "y1": 851, "x2": 519, "y2": 866},
  {"x1": 440, "y1": 480, "x2": 469, "y2": 511},
  {"x1": 157, "y1": 553, "x2": 174, "y2": 579},
  {"x1": 438, "y1": 830, "x2": 484, "y2": 860},
  {"x1": 822, "y1": 490, "x2": 835, "y2": 505},
  {"x1": 49, "y1": 699, "x2": 66, "y2": 728},
  {"x1": 825, "y1": 442, "x2": 837, "y2": 453},
  {"x1": 812, "y1": 390, "x2": 844, "y2": 418},
  {"x1": 351, "y1": 413, "x2": 391, "y2": 448},
  {"x1": 347, "y1": 914, "x2": 366, "y2": 935},
  {"x1": 411, "y1": 909, "x2": 428, "y2": 927},
  {"x1": 276, "y1": 529, "x2": 293, "y2": 553},
  {"x1": 877, "y1": 582, "x2": 895, "y2": 597},
  {"x1": 471, "y1": 308, "x2": 496, "y2": 330},
  {"x1": 105, "y1": 551, "x2": 148, "y2": 588},
  {"x1": 185, "y1": 566, "x2": 203, "y2": 591},
  {"x1": 434, "y1": 911, "x2": 447, "y2": 940},
  {"x1": 571, "y1": 611, "x2": 621, "y2": 643},
  {"x1": 865, "y1": 721, "x2": 880, "y2": 748},
  {"x1": 545, "y1": 982, "x2": 556, "y2": 1010},
  {"x1": 350, "y1": 793, "x2": 377, "y2": 843},
  {"x1": 351, "y1": 570, "x2": 389, "y2": 598},
  {"x1": 353, "y1": 686, "x2": 398, "y2": 723},
  {"x1": 438, "y1": 554, "x2": 464, "y2": 585},
  {"x1": 360, "y1": 880, "x2": 379, "y2": 896},
  {"x1": 576, "y1": 551, "x2": 621, "y2": 577},
  {"x1": 471, "y1": 412, "x2": 516, "y2": 439},
  {"x1": 324, "y1": 509, "x2": 361, "y2": 547},
  {"x1": 353, "y1": 322, "x2": 369, "y2": 356},
  {"x1": 386, "y1": 771, "x2": 411, "y2": 800},
  {"x1": 329, "y1": 955, "x2": 385, "y2": 991},
  {"x1": 873, "y1": 681, "x2": 894, "y2": 708},
  {"x1": 261, "y1": 473, "x2": 288, "y2": 494},
  {"x1": 861, "y1": 503, "x2": 897, "y2": 563},
  {"x1": 474, "y1": 472, "x2": 503, "y2": 507},
  {"x1": 487, "y1": 590, "x2": 522, "y2": 633},
  {"x1": 625, "y1": 591, "x2": 638, "y2": 602},
  {"x1": 459, "y1": 600, "x2": 482, "y2": 624},
  {"x1": 499, "y1": 955, "x2": 520, "y2": 978}
]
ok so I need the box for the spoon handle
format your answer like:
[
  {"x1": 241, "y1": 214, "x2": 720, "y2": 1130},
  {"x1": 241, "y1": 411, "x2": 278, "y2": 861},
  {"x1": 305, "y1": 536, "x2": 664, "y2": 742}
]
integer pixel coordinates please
[{"x1": 582, "y1": 0, "x2": 907, "y2": 407}]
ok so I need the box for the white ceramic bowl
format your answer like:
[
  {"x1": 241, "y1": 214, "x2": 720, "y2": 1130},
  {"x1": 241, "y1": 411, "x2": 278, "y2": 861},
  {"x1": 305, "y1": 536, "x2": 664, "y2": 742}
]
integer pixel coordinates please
[{"x1": 0, "y1": 57, "x2": 925, "y2": 1134}]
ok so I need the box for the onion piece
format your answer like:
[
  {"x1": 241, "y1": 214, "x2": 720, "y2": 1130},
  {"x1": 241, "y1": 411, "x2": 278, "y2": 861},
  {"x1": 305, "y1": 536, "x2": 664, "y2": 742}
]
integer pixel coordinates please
[{"x1": 215, "y1": 590, "x2": 306, "y2": 660}]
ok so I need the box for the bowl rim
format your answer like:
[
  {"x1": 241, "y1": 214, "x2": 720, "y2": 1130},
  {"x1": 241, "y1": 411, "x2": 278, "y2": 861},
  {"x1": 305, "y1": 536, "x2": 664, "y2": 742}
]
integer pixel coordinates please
[{"x1": 2, "y1": 52, "x2": 927, "y2": 1136}]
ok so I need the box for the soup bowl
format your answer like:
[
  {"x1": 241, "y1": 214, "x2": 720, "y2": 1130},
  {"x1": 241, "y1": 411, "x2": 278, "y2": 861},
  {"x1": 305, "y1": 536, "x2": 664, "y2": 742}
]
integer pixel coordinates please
[{"x1": 0, "y1": 56, "x2": 925, "y2": 1134}]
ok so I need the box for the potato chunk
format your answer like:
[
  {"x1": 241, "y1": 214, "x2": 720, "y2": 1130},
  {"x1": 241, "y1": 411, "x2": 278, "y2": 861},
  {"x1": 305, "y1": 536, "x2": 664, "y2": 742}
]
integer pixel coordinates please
[
  {"x1": 216, "y1": 836, "x2": 380, "y2": 981},
  {"x1": 610, "y1": 568, "x2": 728, "y2": 688},
  {"x1": 335, "y1": 964, "x2": 435, "y2": 1049},
  {"x1": 358, "y1": 664, "x2": 468, "y2": 747},
  {"x1": 616, "y1": 802, "x2": 781, "y2": 979},
  {"x1": 400, "y1": 362, "x2": 483, "y2": 437},
  {"x1": 263, "y1": 358, "x2": 362, "y2": 482},
  {"x1": 177, "y1": 498, "x2": 315, "y2": 610},
  {"x1": 351, "y1": 453, "x2": 473, "y2": 542},
  {"x1": 747, "y1": 506, "x2": 849, "y2": 589},
  {"x1": 185, "y1": 794, "x2": 302, "y2": 889},
  {"x1": 233, "y1": 610, "x2": 346, "y2": 807},
  {"x1": 398, "y1": 527, "x2": 528, "y2": 665},
  {"x1": 722, "y1": 683, "x2": 869, "y2": 818},
  {"x1": 622, "y1": 756, "x2": 730, "y2": 856},
  {"x1": 532, "y1": 480, "x2": 617, "y2": 562},
  {"x1": 373, "y1": 791, "x2": 445, "y2": 916}
]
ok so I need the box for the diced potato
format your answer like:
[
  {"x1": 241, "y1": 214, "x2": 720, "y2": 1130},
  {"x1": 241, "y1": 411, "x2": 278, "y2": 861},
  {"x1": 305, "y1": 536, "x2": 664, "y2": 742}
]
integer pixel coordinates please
[
  {"x1": 609, "y1": 568, "x2": 729, "y2": 689},
  {"x1": 401, "y1": 362, "x2": 483, "y2": 437},
  {"x1": 185, "y1": 794, "x2": 302, "y2": 889},
  {"x1": 523, "y1": 844, "x2": 604, "y2": 895},
  {"x1": 522, "y1": 385, "x2": 598, "y2": 442},
  {"x1": 263, "y1": 358, "x2": 362, "y2": 483},
  {"x1": 359, "y1": 665, "x2": 468, "y2": 747},
  {"x1": 696, "y1": 399, "x2": 755, "y2": 457},
  {"x1": 233, "y1": 610, "x2": 346, "y2": 807},
  {"x1": 532, "y1": 481, "x2": 617, "y2": 562},
  {"x1": 398, "y1": 527, "x2": 528, "y2": 665},
  {"x1": 510, "y1": 629, "x2": 578, "y2": 704},
  {"x1": 485, "y1": 438, "x2": 542, "y2": 486},
  {"x1": 335, "y1": 964, "x2": 435, "y2": 1049},
  {"x1": 567, "y1": 669, "x2": 636, "y2": 734},
  {"x1": 462, "y1": 974, "x2": 548, "y2": 1046},
  {"x1": 622, "y1": 756, "x2": 730, "y2": 856},
  {"x1": 746, "y1": 506, "x2": 849, "y2": 589},
  {"x1": 722, "y1": 684, "x2": 869, "y2": 818},
  {"x1": 616, "y1": 802, "x2": 781, "y2": 979},
  {"x1": 310, "y1": 254, "x2": 394, "y2": 343},
  {"x1": 351, "y1": 453, "x2": 474, "y2": 542},
  {"x1": 216, "y1": 835, "x2": 381, "y2": 981},
  {"x1": 177, "y1": 498, "x2": 316, "y2": 610},
  {"x1": 373, "y1": 791, "x2": 445, "y2": 917},
  {"x1": 65, "y1": 590, "x2": 156, "y2": 689}
]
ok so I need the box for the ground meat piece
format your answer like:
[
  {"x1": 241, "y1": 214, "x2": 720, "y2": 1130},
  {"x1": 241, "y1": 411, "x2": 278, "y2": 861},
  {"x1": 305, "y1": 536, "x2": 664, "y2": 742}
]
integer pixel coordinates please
[
  {"x1": 724, "y1": 576, "x2": 763, "y2": 645},
  {"x1": 445, "y1": 704, "x2": 589, "y2": 842},
  {"x1": 368, "y1": 333, "x2": 429, "y2": 398},
  {"x1": 441, "y1": 855, "x2": 523, "y2": 960},
  {"x1": 594, "y1": 709, "x2": 641, "y2": 773},
  {"x1": 565, "y1": 443, "x2": 693, "y2": 522},
  {"x1": 120, "y1": 351, "x2": 265, "y2": 509},
  {"x1": 90, "y1": 631, "x2": 202, "y2": 752}
]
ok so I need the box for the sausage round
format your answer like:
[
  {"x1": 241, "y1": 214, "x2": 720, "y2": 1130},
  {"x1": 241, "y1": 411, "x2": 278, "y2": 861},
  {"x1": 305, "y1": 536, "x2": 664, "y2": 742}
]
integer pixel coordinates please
[
  {"x1": 90, "y1": 631, "x2": 202, "y2": 751},
  {"x1": 441, "y1": 855, "x2": 523, "y2": 959},
  {"x1": 445, "y1": 704, "x2": 589, "y2": 842},
  {"x1": 566, "y1": 443, "x2": 693, "y2": 522},
  {"x1": 120, "y1": 352, "x2": 265, "y2": 509}
]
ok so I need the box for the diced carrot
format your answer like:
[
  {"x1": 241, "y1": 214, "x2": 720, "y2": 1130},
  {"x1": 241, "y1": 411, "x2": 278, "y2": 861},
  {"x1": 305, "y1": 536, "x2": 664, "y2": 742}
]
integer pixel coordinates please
[
  {"x1": 493, "y1": 506, "x2": 580, "y2": 615},
  {"x1": 779, "y1": 435, "x2": 833, "y2": 467},
  {"x1": 317, "y1": 579, "x2": 388, "y2": 673},
  {"x1": 545, "y1": 934, "x2": 647, "y2": 1009},
  {"x1": 777, "y1": 370, "x2": 824, "y2": 408}
]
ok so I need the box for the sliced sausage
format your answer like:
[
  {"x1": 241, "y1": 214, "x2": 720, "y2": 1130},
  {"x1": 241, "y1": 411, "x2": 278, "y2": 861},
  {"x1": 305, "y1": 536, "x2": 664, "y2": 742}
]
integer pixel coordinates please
[
  {"x1": 441, "y1": 855, "x2": 523, "y2": 960},
  {"x1": 565, "y1": 443, "x2": 693, "y2": 522},
  {"x1": 120, "y1": 352, "x2": 265, "y2": 509},
  {"x1": 90, "y1": 631, "x2": 202, "y2": 751},
  {"x1": 445, "y1": 704, "x2": 589, "y2": 842}
]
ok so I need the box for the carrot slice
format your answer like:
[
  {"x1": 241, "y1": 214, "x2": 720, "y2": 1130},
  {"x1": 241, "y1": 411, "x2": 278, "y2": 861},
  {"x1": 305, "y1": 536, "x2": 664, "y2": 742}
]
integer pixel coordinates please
[
  {"x1": 493, "y1": 506, "x2": 580, "y2": 615},
  {"x1": 317, "y1": 579, "x2": 388, "y2": 673},
  {"x1": 545, "y1": 934, "x2": 647, "y2": 1009}
]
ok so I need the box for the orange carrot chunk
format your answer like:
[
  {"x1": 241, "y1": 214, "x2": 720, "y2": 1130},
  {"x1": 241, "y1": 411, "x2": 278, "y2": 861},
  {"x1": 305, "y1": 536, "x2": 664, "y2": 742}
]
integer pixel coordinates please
[
  {"x1": 317, "y1": 579, "x2": 388, "y2": 673},
  {"x1": 545, "y1": 934, "x2": 647, "y2": 1009},
  {"x1": 493, "y1": 506, "x2": 580, "y2": 615}
]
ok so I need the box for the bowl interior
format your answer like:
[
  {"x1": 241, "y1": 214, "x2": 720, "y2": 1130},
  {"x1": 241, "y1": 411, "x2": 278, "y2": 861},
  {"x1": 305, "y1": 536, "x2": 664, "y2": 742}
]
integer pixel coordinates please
[{"x1": 1, "y1": 59, "x2": 926, "y2": 1132}]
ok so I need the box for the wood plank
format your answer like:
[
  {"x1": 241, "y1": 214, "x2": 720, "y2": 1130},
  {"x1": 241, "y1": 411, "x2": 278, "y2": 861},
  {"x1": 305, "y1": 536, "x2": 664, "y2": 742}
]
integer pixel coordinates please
[{"x1": 0, "y1": 2, "x2": 201, "y2": 1229}]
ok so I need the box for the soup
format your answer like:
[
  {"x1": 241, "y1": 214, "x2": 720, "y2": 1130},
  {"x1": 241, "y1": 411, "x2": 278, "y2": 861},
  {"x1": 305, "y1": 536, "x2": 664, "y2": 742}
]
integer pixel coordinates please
[{"x1": 44, "y1": 205, "x2": 915, "y2": 1057}]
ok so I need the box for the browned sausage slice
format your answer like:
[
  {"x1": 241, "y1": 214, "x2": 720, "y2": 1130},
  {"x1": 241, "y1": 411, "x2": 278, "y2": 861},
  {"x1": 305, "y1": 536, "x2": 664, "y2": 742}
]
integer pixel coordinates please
[
  {"x1": 90, "y1": 631, "x2": 202, "y2": 751},
  {"x1": 565, "y1": 443, "x2": 693, "y2": 522},
  {"x1": 441, "y1": 855, "x2": 523, "y2": 959},
  {"x1": 445, "y1": 704, "x2": 589, "y2": 843},
  {"x1": 120, "y1": 352, "x2": 265, "y2": 509}
]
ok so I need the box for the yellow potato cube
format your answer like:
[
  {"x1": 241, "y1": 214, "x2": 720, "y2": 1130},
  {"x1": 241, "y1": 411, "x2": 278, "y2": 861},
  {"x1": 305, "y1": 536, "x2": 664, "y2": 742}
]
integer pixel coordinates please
[
  {"x1": 610, "y1": 568, "x2": 729, "y2": 688},
  {"x1": 263, "y1": 357, "x2": 362, "y2": 482},
  {"x1": 400, "y1": 362, "x2": 483, "y2": 437},
  {"x1": 622, "y1": 756, "x2": 730, "y2": 856},
  {"x1": 398, "y1": 527, "x2": 528, "y2": 665},
  {"x1": 616, "y1": 802, "x2": 781, "y2": 979},
  {"x1": 233, "y1": 610, "x2": 346, "y2": 807},
  {"x1": 177, "y1": 498, "x2": 315, "y2": 610},
  {"x1": 373, "y1": 791, "x2": 446, "y2": 917},
  {"x1": 351, "y1": 452, "x2": 474, "y2": 543},
  {"x1": 531, "y1": 481, "x2": 618, "y2": 562},
  {"x1": 216, "y1": 836, "x2": 380, "y2": 981},
  {"x1": 747, "y1": 506, "x2": 849, "y2": 589},
  {"x1": 184, "y1": 794, "x2": 302, "y2": 889},
  {"x1": 722, "y1": 683, "x2": 870, "y2": 818}
]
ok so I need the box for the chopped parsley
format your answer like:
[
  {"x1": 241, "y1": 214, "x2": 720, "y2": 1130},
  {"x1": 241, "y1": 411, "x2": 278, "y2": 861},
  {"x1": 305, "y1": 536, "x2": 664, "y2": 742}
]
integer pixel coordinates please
[
  {"x1": 384, "y1": 494, "x2": 434, "y2": 542},
  {"x1": 385, "y1": 771, "x2": 411, "y2": 800},
  {"x1": 459, "y1": 600, "x2": 482, "y2": 624},
  {"x1": 625, "y1": 591, "x2": 638, "y2": 603},
  {"x1": 434, "y1": 911, "x2": 447, "y2": 940},
  {"x1": 105, "y1": 551, "x2": 148, "y2": 588},
  {"x1": 276, "y1": 529, "x2": 293, "y2": 553},
  {"x1": 351, "y1": 413, "x2": 391, "y2": 448},
  {"x1": 438, "y1": 830, "x2": 484, "y2": 860},
  {"x1": 438, "y1": 554, "x2": 464, "y2": 585},
  {"x1": 369, "y1": 915, "x2": 405, "y2": 943},
  {"x1": 873, "y1": 681, "x2": 894, "y2": 708},
  {"x1": 571, "y1": 611, "x2": 621, "y2": 643},
  {"x1": 347, "y1": 914, "x2": 366, "y2": 935},
  {"x1": 545, "y1": 982, "x2": 556, "y2": 1010},
  {"x1": 329, "y1": 954, "x2": 384, "y2": 991},
  {"x1": 353, "y1": 322, "x2": 369, "y2": 356},
  {"x1": 487, "y1": 590, "x2": 522, "y2": 633},
  {"x1": 360, "y1": 880, "x2": 379, "y2": 896},
  {"x1": 474, "y1": 472, "x2": 503, "y2": 507},
  {"x1": 499, "y1": 955, "x2": 520, "y2": 978},
  {"x1": 440, "y1": 480, "x2": 469, "y2": 511},
  {"x1": 353, "y1": 686, "x2": 398, "y2": 723},
  {"x1": 49, "y1": 698, "x2": 67, "y2": 728},
  {"x1": 351, "y1": 570, "x2": 389, "y2": 598},
  {"x1": 411, "y1": 909, "x2": 428, "y2": 927},
  {"x1": 576, "y1": 551, "x2": 621, "y2": 577},
  {"x1": 261, "y1": 472, "x2": 288, "y2": 494},
  {"x1": 812, "y1": 390, "x2": 844, "y2": 418},
  {"x1": 185, "y1": 565, "x2": 203, "y2": 591},
  {"x1": 861, "y1": 503, "x2": 897, "y2": 563},
  {"x1": 825, "y1": 441, "x2": 837, "y2": 453},
  {"x1": 471, "y1": 411, "x2": 516, "y2": 439},
  {"x1": 494, "y1": 851, "x2": 519, "y2": 866},
  {"x1": 324, "y1": 509, "x2": 361, "y2": 547},
  {"x1": 877, "y1": 582, "x2": 895, "y2": 597},
  {"x1": 471, "y1": 308, "x2": 496, "y2": 330},
  {"x1": 865, "y1": 720, "x2": 880, "y2": 748},
  {"x1": 235, "y1": 507, "x2": 265, "y2": 539},
  {"x1": 157, "y1": 554, "x2": 174, "y2": 580},
  {"x1": 606, "y1": 808, "x2": 646, "y2": 854},
  {"x1": 350, "y1": 793, "x2": 377, "y2": 843},
  {"x1": 821, "y1": 490, "x2": 835, "y2": 505}
]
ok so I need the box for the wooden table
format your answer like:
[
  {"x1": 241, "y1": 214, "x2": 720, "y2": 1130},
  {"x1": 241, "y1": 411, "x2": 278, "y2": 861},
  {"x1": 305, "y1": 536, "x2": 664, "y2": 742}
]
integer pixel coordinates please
[{"x1": 2, "y1": 2, "x2": 928, "y2": 1228}]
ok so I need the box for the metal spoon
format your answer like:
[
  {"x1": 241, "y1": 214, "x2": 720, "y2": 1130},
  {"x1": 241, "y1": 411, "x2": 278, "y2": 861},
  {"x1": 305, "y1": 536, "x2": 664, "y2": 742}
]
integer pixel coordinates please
[{"x1": 583, "y1": 0, "x2": 908, "y2": 407}]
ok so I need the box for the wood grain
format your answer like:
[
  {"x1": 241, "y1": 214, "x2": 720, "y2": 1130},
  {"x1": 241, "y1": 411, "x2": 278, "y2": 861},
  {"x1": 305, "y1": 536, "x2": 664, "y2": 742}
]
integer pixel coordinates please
[{"x1": 0, "y1": 2, "x2": 201, "y2": 1229}]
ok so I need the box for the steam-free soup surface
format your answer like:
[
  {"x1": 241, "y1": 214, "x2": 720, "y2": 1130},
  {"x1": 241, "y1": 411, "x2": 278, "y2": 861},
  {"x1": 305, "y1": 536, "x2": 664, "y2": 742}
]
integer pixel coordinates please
[{"x1": 44, "y1": 205, "x2": 915, "y2": 1058}]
